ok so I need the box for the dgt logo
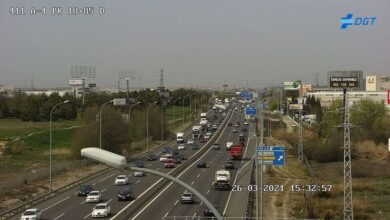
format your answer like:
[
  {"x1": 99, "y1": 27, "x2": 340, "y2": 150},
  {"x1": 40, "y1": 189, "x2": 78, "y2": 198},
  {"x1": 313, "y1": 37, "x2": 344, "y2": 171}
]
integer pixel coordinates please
[{"x1": 340, "y1": 13, "x2": 377, "y2": 29}]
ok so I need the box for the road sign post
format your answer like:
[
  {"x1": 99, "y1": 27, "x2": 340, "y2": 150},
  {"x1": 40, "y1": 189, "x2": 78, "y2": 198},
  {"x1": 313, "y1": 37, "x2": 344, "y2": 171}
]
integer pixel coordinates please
[{"x1": 257, "y1": 146, "x2": 286, "y2": 166}]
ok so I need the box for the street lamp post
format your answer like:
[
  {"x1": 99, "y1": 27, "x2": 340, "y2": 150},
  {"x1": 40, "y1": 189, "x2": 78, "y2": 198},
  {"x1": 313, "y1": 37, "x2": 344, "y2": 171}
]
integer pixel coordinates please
[
  {"x1": 147, "y1": 101, "x2": 157, "y2": 150},
  {"x1": 173, "y1": 97, "x2": 181, "y2": 123},
  {"x1": 49, "y1": 100, "x2": 70, "y2": 192},
  {"x1": 99, "y1": 100, "x2": 114, "y2": 149},
  {"x1": 128, "y1": 102, "x2": 141, "y2": 159},
  {"x1": 182, "y1": 95, "x2": 190, "y2": 124}
]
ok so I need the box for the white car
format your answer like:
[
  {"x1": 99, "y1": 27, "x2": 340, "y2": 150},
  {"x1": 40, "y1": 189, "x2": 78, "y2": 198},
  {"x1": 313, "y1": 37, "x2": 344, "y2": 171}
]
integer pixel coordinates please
[
  {"x1": 115, "y1": 175, "x2": 129, "y2": 185},
  {"x1": 86, "y1": 191, "x2": 102, "y2": 203},
  {"x1": 187, "y1": 139, "x2": 194, "y2": 145},
  {"x1": 91, "y1": 203, "x2": 111, "y2": 218},
  {"x1": 243, "y1": 121, "x2": 249, "y2": 125},
  {"x1": 160, "y1": 154, "x2": 172, "y2": 162},
  {"x1": 134, "y1": 171, "x2": 145, "y2": 177},
  {"x1": 20, "y1": 208, "x2": 42, "y2": 220},
  {"x1": 226, "y1": 142, "x2": 234, "y2": 150},
  {"x1": 178, "y1": 144, "x2": 186, "y2": 150}
]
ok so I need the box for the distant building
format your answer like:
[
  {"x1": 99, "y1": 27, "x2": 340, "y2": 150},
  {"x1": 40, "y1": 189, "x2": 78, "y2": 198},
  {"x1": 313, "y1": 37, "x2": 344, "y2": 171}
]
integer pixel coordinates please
[
  {"x1": 0, "y1": 85, "x2": 14, "y2": 94},
  {"x1": 365, "y1": 75, "x2": 390, "y2": 91}
]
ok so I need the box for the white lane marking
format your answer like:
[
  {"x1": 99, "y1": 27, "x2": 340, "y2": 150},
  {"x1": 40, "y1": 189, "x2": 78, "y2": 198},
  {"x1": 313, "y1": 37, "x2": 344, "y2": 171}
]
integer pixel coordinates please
[
  {"x1": 80, "y1": 200, "x2": 86, "y2": 205},
  {"x1": 135, "y1": 180, "x2": 141, "y2": 184},
  {"x1": 83, "y1": 212, "x2": 91, "y2": 219},
  {"x1": 174, "y1": 200, "x2": 179, "y2": 205},
  {"x1": 191, "y1": 181, "x2": 195, "y2": 185},
  {"x1": 192, "y1": 213, "x2": 197, "y2": 219},
  {"x1": 200, "y1": 201, "x2": 203, "y2": 206},
  {"x1": 101, "y1": 188, "x2": 107, "y2": 193},
  {"x1": 107, "y1": 198, "x2": 113, "y2": 203},
  {"x1": 206, "y1": 190, "x2": 210, "y2": 195},
  {"x1": 92, "y1": 183, "x2": 96, "y2": 186},
  {"x1": 156, "y1": 168, "x2": 160, "y2": 171},
  {"x1": 202, "y1": 169, "x2": 205, "y2": 172},
  {"x1": 42, "y1": 196, "x2": 70, "y2": 211},
  {"x1": 54, "y1": 213, "x2": 65, "y2": 220},
  {"x1": 99, "y1": 173, "x2": 116, "y2": 182},
  {"x1": 115, "y1": 110, "x2": 235, "y2": 220},
  {"x1": 197, "y1": 174, "x2": 200, "y2": 178},
  {"x1": 164, "y1": 212, "x2": 169, "y2": 217}
]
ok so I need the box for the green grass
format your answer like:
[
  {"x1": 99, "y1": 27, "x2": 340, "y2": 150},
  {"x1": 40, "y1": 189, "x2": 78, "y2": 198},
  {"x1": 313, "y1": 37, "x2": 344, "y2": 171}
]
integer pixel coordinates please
[{"x1": 165, "y1": 106, "x2": 190, "y2": 122}]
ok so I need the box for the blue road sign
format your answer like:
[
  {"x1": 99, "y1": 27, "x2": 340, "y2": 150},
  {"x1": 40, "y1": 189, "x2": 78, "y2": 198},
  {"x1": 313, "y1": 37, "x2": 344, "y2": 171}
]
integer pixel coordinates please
[
  {"x1": 245, "y1": 107, "x2": 257, "y2": 116},
  {"x1": 256, "y1": 146, "x2": 285, "y2": 166}
]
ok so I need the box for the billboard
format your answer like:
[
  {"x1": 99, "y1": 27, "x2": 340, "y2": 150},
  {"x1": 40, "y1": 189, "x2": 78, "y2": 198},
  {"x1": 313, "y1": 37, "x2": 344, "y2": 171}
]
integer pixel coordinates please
[
  {"x1": 68, "y1": 79, "x2": 83, "y2": 86},
  {"x1": 366, "y1": 76, "x2": 377, "y2": 91},
  {"x1": 283, "y1": 81, "x2": 301, "y2": 90},
  {"x1": 327, "y1": 71, "x2": 363, "y2": 90},
  {"x1": 329, "y1": 77, "x2": 358, "y2": 88}
]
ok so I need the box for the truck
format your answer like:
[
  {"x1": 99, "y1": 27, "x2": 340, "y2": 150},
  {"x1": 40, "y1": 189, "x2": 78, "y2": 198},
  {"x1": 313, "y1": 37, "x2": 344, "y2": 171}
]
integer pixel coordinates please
[
  {"x1": 176, "y1": 132, "x2": 185, "y2": 143},
  {"x1": 192, "y1": 125, "x2": 202, "y2": 139},
  {"x1": 230, "y1": 144, "x2": 243, "y2": 160},
  {"x1": 212, "y1": 170, "x2": 231, "y2": 190}
]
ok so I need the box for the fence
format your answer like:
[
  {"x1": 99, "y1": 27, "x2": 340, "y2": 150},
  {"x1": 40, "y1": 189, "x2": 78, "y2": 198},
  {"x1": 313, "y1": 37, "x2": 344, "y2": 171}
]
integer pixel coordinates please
[{"x1": 245, "y1": 160, "x2": 256, "y2": 219}]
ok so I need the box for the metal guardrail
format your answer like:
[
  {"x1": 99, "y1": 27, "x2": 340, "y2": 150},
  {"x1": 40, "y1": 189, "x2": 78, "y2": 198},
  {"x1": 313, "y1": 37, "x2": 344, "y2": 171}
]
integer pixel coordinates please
[
  {"x1": 245, "y1": 160, "x2": 256, "y2": 219},
  {"x1": 0, "y1": 166, "x2": 112, "y2": 220}
]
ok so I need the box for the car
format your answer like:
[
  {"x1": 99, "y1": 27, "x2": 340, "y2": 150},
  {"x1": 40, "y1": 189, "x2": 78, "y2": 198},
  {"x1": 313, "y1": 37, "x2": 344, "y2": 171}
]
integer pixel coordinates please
[
  {"x1": 173, "y1": 156, "x2": 182, "y2": 164},
  {"x1": 204, "y1": 205, "x2": 220, "y2": 217},
  {"x1": 212, "y1": 124, "x2": 218, "y2": 131},
  {"x1": 225, "y1": 161, "x2": 235, "y2": 169},
  {"x1": 244, "y1": 121, "x2": 249, "y2": 125},
  {"x1": 165, "y1": 158, "x2": 175, "y2": 168},
  {"x1": 179, "y1": 154, "x2": 187, "y2": 160},
  {"x1": 78, "y1": 185, "x2": 93, "y2": 196},
  {"x1": 191, "y1": 144, "x2": 200, "y2": 150},
  {"x1": 86, "y1": 191, "x2": 102, "y2": 203},
  {"x1": 187, "y1": 139, "x2": 194, "y2": 145},
  {"x1": 145, "y1": 154, "x2": 157, "y2": 161},
  {"x1": 242, "y1": 127, "x2": 248, "y2": 132},
  {"x1": 133, "y1": 171, "x2": 145, "y2": 177},
  {"x1": 234, "y1": 107, "x2": 238, "y2": 110},
  {"x1": 239, "y1": 133, "x2": 245, "y2": 142},
  {"x1": 160, "y1": 154, "x2": 172, "y2": 162},
  {"x1": 228, "y1": 122, "x2": 232, "y2": 126},
  {"x1": 197, "y1": 161, "x2": 207, "y2": 168},
  {"x1": 181, "y1": 191, "x2": 194, "y2": 204},
  {"x1": 115, "y1": 175, "x2": 129, "y2": 185},
  {"x1": 226, "y1": 142, "x2": 233, "y2": 150},
  {"x1": 133, "y1": 160, "x2": 144, "y2": 168},
  {"x1": 91, "y1": 203, "x2": 111, "y2": 218},
  {"x1": 204, "y1": 134, "x2": 211, "y2": 139},
  {"x1": 117, "y1": 187, "x2": 134, "y2": 201},
  {"x1": 199, "y1": 137, "x2": 206, "y2": 143},
  {"x1": 178, "y1": 144, "x2": 185, "y2": 150},
  {"x1": 162, "y1": 146, "x2": 171, "y2": 154},
  {"x1": 172, "y1": 149, "x2": 179, "y2": 155},
  {"x1": 292, "y1": 124, "x2": 297, "y2": 127},
  {"x1": 232, "y1": 129, "x2": 238, "y2": 133},
  {"x1": 20, "y1": 208, "x2": 42, "y2": 220},
  {"x1": 212, "y1": 143, "x2": 220, "y2": 150}
]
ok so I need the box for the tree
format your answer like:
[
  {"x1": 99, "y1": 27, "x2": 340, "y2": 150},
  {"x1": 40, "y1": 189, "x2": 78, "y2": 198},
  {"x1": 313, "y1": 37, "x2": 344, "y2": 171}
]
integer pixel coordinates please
[{"x1": 372, "y1": 115, "x2": 390, "y2": 144}]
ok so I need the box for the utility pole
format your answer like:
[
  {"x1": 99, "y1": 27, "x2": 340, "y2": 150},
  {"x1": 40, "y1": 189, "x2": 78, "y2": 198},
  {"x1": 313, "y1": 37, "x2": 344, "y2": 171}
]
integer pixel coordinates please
[
  {"x1": 298, "y1": 81, "x2": 304, "y2": 162},
  {"x1": 343, "y1": 88, "x2": 354, "y2": 220}
]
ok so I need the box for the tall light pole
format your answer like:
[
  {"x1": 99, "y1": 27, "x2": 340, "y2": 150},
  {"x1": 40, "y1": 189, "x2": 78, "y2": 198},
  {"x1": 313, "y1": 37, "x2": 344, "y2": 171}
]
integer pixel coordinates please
[
  {"x1": 99, "y1": 100, "x2": 114, "y2": 149},
  {"x1": 147, "y1": 101, "x2": 157, "y2": 150},
  {"x1": 161, "y1": 100, "x2": 170, "y2": 144},
  {"x1": 182, "y1": 95, "x2": 190, "y2": 124},
  {"x1": 128, "y1": 102, "x2": 141, "y2": 159},
  {"x1": 49, "y1": 100, "x2": 70, "y2": 192}
]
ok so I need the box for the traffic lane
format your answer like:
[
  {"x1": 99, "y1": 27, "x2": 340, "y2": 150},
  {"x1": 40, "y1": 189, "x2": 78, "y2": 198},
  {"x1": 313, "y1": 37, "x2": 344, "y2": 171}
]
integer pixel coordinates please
[{"x1": 129, "y1": 111, "x2": 236, "y2": 219}]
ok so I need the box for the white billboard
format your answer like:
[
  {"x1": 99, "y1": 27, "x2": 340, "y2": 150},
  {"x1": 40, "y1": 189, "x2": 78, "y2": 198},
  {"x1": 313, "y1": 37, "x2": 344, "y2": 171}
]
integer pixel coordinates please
[
  {"x1": 366, "y1": 75, "x2": 378, "y2": 91},
  {"x1": 68, "y1": 79, "x2": 83, "y2": 86}
]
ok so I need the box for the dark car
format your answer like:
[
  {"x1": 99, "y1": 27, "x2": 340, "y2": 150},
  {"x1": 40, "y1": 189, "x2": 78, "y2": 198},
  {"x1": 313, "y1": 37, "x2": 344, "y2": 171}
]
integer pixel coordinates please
[
  {"x1": 78, "y1": 185, "x2": 93, "y2": 196},
  {"x1": 162, "y1": 146, "x2": 171, "y2": 154},
  {"x1": 197, "y1": 161, "x2": 207, "y2": 168},
  {"x1": 145, "y1": 154, "x2": 157, "y2": 161},
  {"x1": 212, "y1": 143, "x2": 220, "y2": 150},
  {"x1": 235, "y1": 122, "x2": 240, "y2": 127},
  {"x1": 199, "y1": 138, "x2": 206, "y2": 143},
  {"x1": 180, "y1": 154, "x2": 187, "y2": 160},
  {"x1": 192, "y1": 144, "x2": 200, "y2": 150},
  {"x1": 172, "y1": 149, "x2": 179, "y2": 155},
  {"x1": 228, "y1": 122, "x2": 232, "y2": 126},
  {"x1": 117, "y1": 187, "x2": 134, "y2": 201},
  {"x1": 239, "y1": 134, "x2": 245, "y2": 142},
  {"x1": 173, "y1": 156, "x2": 182, "y2": 164},
  {"x1": 133, "y1": 160, "x2": 144, "y2": 168},
  {"x1": 242, "y1": 127, "x2": 248, "y2": 132},
  {"x1": 225, "y1": 161, "x2": 235, "y2": 169},
  {"x1": 204, "y1": 205, "x2": 220, "y2": 217}
]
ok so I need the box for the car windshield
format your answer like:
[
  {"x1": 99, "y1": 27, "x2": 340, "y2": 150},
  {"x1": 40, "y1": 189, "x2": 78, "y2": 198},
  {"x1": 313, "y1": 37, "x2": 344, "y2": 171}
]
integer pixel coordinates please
[
  {"x1": 23, "y1": 211, "x2": 36, "y2": 215},
  {"x1": 80, "y1": 185, "x2": 90, "y2": 190},
  {"x1": 89, "y1": 192, "x2": 99, "y2": 195},
  {"x1": 117, "y1": 176, "x2": 125, "y2": 179},
  {"x1": 95, "y1": 205, "x2": 107, "y2": 209}
]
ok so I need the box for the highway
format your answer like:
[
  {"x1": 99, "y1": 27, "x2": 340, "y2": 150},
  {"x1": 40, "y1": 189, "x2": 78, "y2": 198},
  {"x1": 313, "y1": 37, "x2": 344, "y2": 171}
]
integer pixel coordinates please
[{"x1": 11, "y1": 103, "x2": 257, "y2": 220}]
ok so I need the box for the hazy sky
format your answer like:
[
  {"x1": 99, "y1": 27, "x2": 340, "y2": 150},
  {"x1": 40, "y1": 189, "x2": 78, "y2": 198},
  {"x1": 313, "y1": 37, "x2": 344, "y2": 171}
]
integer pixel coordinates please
[{"x1": 0, "y1": 0, "x2": 389, "y2": 89}]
